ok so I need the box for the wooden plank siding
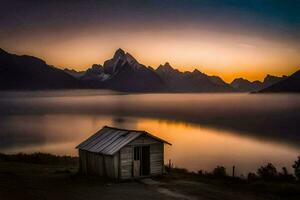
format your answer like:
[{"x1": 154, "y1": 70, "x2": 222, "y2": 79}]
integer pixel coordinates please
[
  {"x1": 79, "y1": 134, "x2": 165, "y2": 180},
  {"x1": 119, "y1": 146, "x2": 133, "y2": 179},
  {"x1": 78, "y1": 149, "x2": 116, "y2": 179},
  {"x1": 128, "y1": 135, "x2": 159, "y2": 146},
  {"x1": 119, "y1": 135, "x2": 164, "y2": 179},
  {"x1": 150, "y1": 143, "x2": 164, "y2": 175}
]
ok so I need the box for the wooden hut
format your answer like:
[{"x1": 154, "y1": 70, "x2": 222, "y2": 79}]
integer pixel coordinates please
[{"x1": 76, "y1": 126, "x2": 171, "y2": 179}]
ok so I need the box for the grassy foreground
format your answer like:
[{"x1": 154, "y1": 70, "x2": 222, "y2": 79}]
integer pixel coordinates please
[
  {"x1": 162, "y1": 167, "x2": 300, "y2": 200},
  {"x1": 0, "y1": 153, "x2": 300, "y2": 200}
]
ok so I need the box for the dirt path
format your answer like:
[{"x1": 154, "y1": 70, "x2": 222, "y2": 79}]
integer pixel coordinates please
[
  {"x1": 140, "y1": 178, "x2": 200, "y2": 200},
  {"x1": 0, "y1": 162, "x2": 174, "y2": 200},
  {"x1": 140, "y1": 178, "x2": 267, "y2": 200},
  {"x1": 0, "y1": 161, "x2": 286, "y2": 200}
]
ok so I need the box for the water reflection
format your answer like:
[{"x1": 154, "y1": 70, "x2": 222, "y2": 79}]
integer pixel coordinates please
[
  {"x1": 1, "y1": 92, "x2": 300, "y2": 146},
  {"x1": 0, "y1": 114, "x2": 299, "y2": 174},
  {"x1": 137, "y1": 120, "x2": 300, "y2": 175}
]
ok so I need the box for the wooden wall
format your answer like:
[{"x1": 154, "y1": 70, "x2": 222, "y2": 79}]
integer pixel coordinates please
[
  {"x1": 150, "y1": 143, "x2": 164, "y2": 175},
  {"x1": 119, "y1": 146, "x2": 133, "y2": 179},
  {"x1": 119, "y1": 135, "x2": 164, "y2": 179},
  {"x1": 78, "y1": 149, "x2": 118, "y2": 179},
  {"x1": 79, "y1": 134, "x2": 165, "y2": 180}
]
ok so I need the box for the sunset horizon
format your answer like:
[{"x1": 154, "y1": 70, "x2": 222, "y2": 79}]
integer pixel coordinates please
[
  {"x1": 1, "y1": 46, "x2": 297, "y2": 83},
  {"x1": 1, "y1": 0, "x2": 299, "y2": 82},
  {"x1": 1, "y1": 1, "x2": 300, "y2": 199}
]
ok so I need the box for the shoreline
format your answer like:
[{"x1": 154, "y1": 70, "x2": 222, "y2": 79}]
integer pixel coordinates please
[{"x1": 1, "y1": 153, "x2": 300, "y2": 199}]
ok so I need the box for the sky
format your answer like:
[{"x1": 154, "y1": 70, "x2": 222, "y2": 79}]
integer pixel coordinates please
[{"x1": 0, "y1": 0, "x2": 300, "y2": 82}]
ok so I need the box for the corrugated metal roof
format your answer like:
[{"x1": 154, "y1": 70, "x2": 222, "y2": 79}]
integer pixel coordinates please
[{"x1": 76, "y1": 126, "x2": 171, "y2": 155}]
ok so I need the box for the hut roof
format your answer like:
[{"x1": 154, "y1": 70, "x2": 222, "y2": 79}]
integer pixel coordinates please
[{"x1": 76, "y1": 126, "x2": 171, "y2": 155}]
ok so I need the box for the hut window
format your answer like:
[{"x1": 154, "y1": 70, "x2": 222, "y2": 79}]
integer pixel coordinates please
[{"x1": 134, "y1": 146, "x2": 140, "y2": 161}]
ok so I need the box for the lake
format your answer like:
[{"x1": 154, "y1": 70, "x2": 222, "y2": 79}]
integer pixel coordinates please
[{"x1": 0, "y1": 90, "x2": 299, "y2": 175}]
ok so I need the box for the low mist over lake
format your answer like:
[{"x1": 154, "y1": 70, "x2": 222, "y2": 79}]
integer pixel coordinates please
[
  {"x1": 1, "y1": 0, "x2": 300, "y2": 199},
  {"x1": 1, "y1": 90, "x2": 299, "y2": 174}
]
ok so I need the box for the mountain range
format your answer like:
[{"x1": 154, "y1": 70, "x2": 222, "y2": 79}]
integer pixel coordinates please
[
  {"x1": 230, "y1": 74, "x2": 287, "y2": 92},
  {"x1": 259, "y1": 70, "x2": 300, "y2": 93},
  {"x1": 0, "y1": 48, "x2": 298, "y2": 92},
  {"x1": 0, "y1": 48, "x2": 80, "y2": 90}
]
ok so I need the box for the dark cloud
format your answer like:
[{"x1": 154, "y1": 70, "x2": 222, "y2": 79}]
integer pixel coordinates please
[{"x1": 0, "y1": 0, "x2": 299, "y2": 40}]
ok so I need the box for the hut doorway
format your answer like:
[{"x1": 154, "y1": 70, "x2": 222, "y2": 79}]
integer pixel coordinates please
[{"x1": 133, "y1": 146, "x2": 150, "y2": 177}]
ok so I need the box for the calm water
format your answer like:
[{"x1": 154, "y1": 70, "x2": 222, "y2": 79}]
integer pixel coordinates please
[{"x1": 0, "y1": 90, "x2": 300, "y2": 175}]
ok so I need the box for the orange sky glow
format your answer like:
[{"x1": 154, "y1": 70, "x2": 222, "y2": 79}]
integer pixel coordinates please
[
  {"x1": 1, "y1": 1, "x2": 299, "y2": 83},
  {"x1": 4, "y1": 28, "x2": 299, "y2": 83}
]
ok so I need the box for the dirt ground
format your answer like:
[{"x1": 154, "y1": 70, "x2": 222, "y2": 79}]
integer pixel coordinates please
[
  {"x1": 0, "y1": 161, "x2": 292, "y2": 200},
  {"x1": 0, "y1": 161, "x2": 176, "y2": 200}
]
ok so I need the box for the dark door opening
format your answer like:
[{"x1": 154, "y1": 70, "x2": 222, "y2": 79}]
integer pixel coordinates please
[
  {"x1": 141, "y1": 146, "x2": 150, "y2": 176},
  {"x1": 133, "y1": 146, "x2": 150, "y2": 176}
]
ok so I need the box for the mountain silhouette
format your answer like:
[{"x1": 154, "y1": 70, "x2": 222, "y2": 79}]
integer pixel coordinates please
[
  {"x1": 75, "y1": 48, "x2": 164, "y2": 92},
  {"x1": 102, "y1": 49, "x2": 163, "y2": 92},
  {"x1": 230, "y1": 78, "x2": 263, "y2": 92},
  {"x1": 263, "y1": 74, "x2": 287, "y2": 88},
  {"x1": 156, "y1": 63, "x2": 234, "y2": 92},
  {"x1": 64, "y1": 68, "x2": 85, "y2": 78},
  {"x1": 0, "y1": 48, "x2": 80, "y2": 90},
  {"x1": 0, "y1": 48, "x2": 296, "y2": 92},
  {"x1": 231, "y1": 75, "x2": 286, "y2": 92},
  {"x1": 259, "y1": 70, "x2": 300, "y2": 93}
]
